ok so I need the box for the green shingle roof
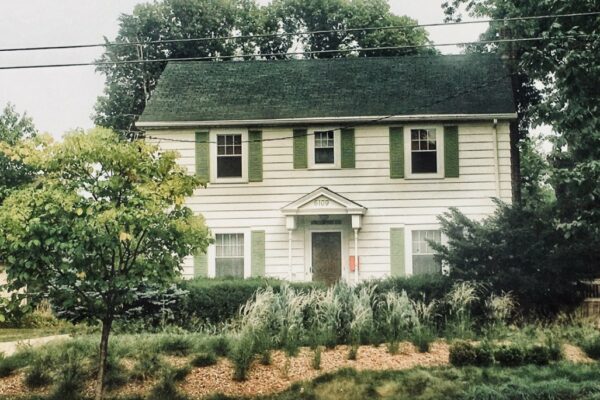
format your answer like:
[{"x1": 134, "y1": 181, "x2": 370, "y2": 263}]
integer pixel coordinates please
[{"x1": 138, "y1": 54, "x2": 515, "y2": 123}]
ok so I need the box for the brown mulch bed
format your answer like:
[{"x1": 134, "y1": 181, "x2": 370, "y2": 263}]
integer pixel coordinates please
[
  {"x1": 0, "y1": 342, "x2": 595, "y2": 399},
  {"x1": 180, "y1": 342, "x2": 449, "y2": 398}
]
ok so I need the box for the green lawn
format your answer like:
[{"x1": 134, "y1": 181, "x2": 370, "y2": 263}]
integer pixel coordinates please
[{"x1": 0, "y1": 328, "x2": 63, "y2": 343}]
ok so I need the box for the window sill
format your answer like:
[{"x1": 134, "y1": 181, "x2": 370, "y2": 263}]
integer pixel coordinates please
[
  {"x1": 404, "y1": 174, "x2": 445, "y2": 180},
  {"x1": 210, "y1": 178, "x2": 249, "y2": 185}
]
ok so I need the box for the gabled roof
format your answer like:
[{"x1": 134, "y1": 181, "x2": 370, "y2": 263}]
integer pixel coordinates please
[
  {"x1": 138, "y1": 54, "x2": 516, "y2": 126},
  {"x1": 282, "y1": 187, "x2": 366, "y2": 216}
]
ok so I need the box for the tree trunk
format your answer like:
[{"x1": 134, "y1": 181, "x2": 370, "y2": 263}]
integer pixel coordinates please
[{"x1": 95, "y1": 318, "x2": 113, "y2": 400}]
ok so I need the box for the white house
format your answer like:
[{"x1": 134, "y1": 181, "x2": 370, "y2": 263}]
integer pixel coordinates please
[{"x1": 137, "y1": 54, "x2": 516, "y2": 285}]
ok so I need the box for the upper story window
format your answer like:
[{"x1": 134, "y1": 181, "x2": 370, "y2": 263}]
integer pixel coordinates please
[
  {"x1": 314, "y1": 130, "x2": 335, "y2": 164},
  {"x1": 217, "y1": 134, "x2": 242, "y2": 178},
  {"x1": 404, "y1": 126, "x2": 444, "y2": 179},
  {"x1": 411, "y1": 129, "x2": 437, "y2": 173},
  {"x1": 411, "y1": 229, "x2": 442, "y2": 275},
  {"x1": 210, "y1": 130, "x2": 248, "y2": 183},
  {"x1": 308, "y1": 128, "x2": 341, "y2": 169},
  {"x1": 215, "y1": 233, "x2": 244, "y2": 278}
]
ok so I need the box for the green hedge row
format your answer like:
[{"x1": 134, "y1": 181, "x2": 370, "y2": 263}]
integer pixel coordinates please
[{"x1": 449, "y1": 340, "x2": 563, "y2": 367}]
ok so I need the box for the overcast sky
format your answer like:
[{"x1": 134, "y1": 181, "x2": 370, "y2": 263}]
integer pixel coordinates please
[{"x1": 0, "y1": 0, "x2": 485, "y2": 139}]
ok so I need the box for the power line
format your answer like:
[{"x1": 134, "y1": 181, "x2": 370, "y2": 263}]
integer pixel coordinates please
[
  {"x1": 1, "y1": 11, "x2": 598, "y2": 53},
  {"x1": 0, "y1": 33, "x2": 597, "y2": 71},
  {"x1": 140, "y1": 75, "x2": 512, "y2": 145}
]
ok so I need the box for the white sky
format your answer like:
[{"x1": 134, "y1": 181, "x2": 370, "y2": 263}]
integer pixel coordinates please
[{"x1": 0, "y1": 0, "x2": 485, "y2": 139}]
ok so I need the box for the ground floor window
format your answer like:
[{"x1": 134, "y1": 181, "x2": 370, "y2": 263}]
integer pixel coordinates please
[
  {"x1": 215, "y1": 233, "x2": 245, "y2": 278},
  {"x1": 412, "y1": 229, "x2": 442, "y2": 275}
]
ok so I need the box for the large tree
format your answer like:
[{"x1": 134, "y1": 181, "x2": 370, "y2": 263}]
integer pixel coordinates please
[
  {"x1": 0, "y1": 103, "x2": 37, "y2": 204},
  {"x1": 93, "y1": 0, "x2": 433, "y2": 134},
  {"x1": 0, "y1": 128, "x2": 210, "y2": 399},
  {"x1": 440, "y1": 1, "x2": 600, "y2": 281}
]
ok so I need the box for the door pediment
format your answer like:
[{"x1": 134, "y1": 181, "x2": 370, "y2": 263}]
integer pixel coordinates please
[{"x1": 281, "y1": 187, "x2": 366, "y2": 216}]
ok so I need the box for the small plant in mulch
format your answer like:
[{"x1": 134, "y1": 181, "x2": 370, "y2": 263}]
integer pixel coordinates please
[
  {"x1": 24, "y1": 354, "x2": 53, "y2": 389},
  {"x1": 130, "y1": 350, "x2": 164, "y2": 381},
  {"x1": 230, "y1": 334, "x2": 255, "y2": 381},
  {"x1": 148, "y1": 368, "x2": 189, "y2": 400},
  {"x1": 191, "y1": 352, "x2": 217, "y2": 368},
  {"x1": 311, "y1": 346, "x2": 322, "y2": 370}
]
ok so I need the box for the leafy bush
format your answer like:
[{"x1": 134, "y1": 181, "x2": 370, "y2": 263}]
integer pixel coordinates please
[
  {"x1": 180, "y1": 278, "x2": 321, "y2": 325},
  {"x1": 191, "y1": 352, "x2": 217, "y2": 367},
  {"x1": 580, "y1": 334, "x2": 600, "y2": 360},
  {"x1": 130, "y1": 350, "x2": 164, "y2": 381},
  {"x1": 434, "y1": 205, "x2": 593, "y2": 317},
  {"x1": 523, "y1": 344, "x2": 551, "y2": 365},
  {"x1": 449, "y1": 340, "x2": 477, "y2": 366},
  {"x1": 474, "y1": 342, "x2": 494, "y2": 367},
  {"x1": 494, "y1": 344, "x2": 525, "y2": 367}
]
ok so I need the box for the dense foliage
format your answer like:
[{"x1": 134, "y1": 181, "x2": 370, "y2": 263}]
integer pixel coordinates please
[
  {"x1": 440, "y1": 0, "x2": 600, "y2": 301},
  {"x1": 433, "y1": 203, "x2": 594, "y2": 316},
  {"x1": 0, "y1": 103, "x2": 37, "y2": 205},
  {"x1": 93, "y1": 0, "x2": 434, "y2": 134},
  {"x1": 0, "y1": 128, "x2": 211, "y2": 399}
]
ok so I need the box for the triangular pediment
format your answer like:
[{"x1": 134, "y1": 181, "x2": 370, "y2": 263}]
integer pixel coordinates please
[{"x1": 281, "y1": 187, "x2": 366, "y2": 216}]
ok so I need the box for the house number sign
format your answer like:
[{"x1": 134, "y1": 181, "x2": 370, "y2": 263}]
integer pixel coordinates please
[{"x1": 313, "y1": 199, "x2": 330, "y2": 207}]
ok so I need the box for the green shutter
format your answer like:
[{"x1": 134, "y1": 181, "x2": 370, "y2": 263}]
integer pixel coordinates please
[
  {"x1": 248, "y1": 130, "x2": 263, "y2": 182},
  {"x1": 195, "y1": 131, "x2": 210, "y2": 182},
  {"x1": 389, "y1": 127, "x2": 404, "y2": 178},
  {"x1": 193, "y1": 252, "x2": 208, "y2": 277},
  {"x1": 251, "y1": 231, "x2": 265, "y2": 277},
  {"x1": 444, "y1": 125, "x2": 459, "y2": 178},
  {"x1": 293, "y1": 128, "x2": 308, "y2": 169},
  {"x1": 390, "y1": 228, "x2": 405, "y2": 277},
  {"x1": 340, "y1": 128, "x2": 355, "y2": 168}
]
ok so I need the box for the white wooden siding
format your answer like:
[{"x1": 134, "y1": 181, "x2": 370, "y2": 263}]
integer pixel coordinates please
[{"x1": 149, "y1": 122, "x2": 512, "y2": 279}]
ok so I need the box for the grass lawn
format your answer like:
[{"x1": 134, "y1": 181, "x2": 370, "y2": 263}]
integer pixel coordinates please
[{"x1": 0, "y1": 328, "x2": 64, "y2": 343}]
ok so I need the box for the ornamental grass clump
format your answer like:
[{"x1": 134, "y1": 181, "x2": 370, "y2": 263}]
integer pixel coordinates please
[
  {"x1": 130, "y1": 350, "x2": 164, "y2": 381},
  {"x1": 348, "y1": 285, "x2": 376, "y2": 359},
  {"x1": 485, "y1": 292, "x2": 516, "y2": 327},
  {"x1": 272, "y1": 284, "x2": 307, "y2": 356},
  {"x1": 410, "y1": 297, "x2": 438, "y2": 353},
  {"x1": 379, "y1": 290, "x2": 417, "y2": 354},
  {"x1": 446, "y1": 281, "x2": 479, "y2": 338}
]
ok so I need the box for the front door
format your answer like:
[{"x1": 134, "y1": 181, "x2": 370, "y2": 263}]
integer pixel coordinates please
[{"x1": 311, "y1": 232, "x2": 342, "y2": 285}]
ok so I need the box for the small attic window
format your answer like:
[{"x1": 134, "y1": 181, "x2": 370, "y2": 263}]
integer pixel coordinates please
[
  {"x1": 314, "y1": 130, "x2": 335, "y2": 164},
  {"x1": 216, "y1": 134, "x2": 242, "y2": 178}
]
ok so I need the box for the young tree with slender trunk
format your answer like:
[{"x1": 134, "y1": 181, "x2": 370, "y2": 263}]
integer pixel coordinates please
[{"x1": 0, "y1": 128, "x2": 211, "y2": 399}]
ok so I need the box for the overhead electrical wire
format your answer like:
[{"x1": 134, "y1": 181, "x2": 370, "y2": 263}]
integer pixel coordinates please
[
  {"x1": 0, "y1": 10, "x2": 598, "y2": 53},
  {"x1": 0, "y1": 33, "x2": 597, "y2": 71}
]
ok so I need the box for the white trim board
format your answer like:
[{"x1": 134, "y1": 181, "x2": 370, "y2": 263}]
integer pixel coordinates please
[{"x1": 137, "y1": 113, "x2": 518, "y2": 128}]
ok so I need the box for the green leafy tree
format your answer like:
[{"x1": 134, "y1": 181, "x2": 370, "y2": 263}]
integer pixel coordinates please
[
  {"x1": 94, "y1": 0, "x2": 434, "y2": 135},
  {"x1": 442, "y1": 0, "x2": 600, "y2": 274},
  {"x1": 0, "y1": 128, "x2": 210, "y2": 399},
  {"x1": 0, "y1": 103, "x2": 37, "y2": 204}
]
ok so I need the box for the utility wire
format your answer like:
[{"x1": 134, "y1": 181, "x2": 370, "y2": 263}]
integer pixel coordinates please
[
  {"x1": 0, "y1": 10, "x2": 598, "y2": 53},
  {"x1": 0, "y1": 33, "x2": 597, "y2": 71},
  {"x1": 140, "y1": 74, "x2": 512, "y2": 145}
]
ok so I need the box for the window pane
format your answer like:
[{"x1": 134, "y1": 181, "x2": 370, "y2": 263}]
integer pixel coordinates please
[
  {"x1": 217, "y1": 136, "x2": 225, "y2": 145},
  {"x1": 413, "y1": 255, "x2": 441, "y2": 275},
  {"x1": 419, "y1": 130, "x2": 427, "y2": 140},
  {"x1": 411, "y1": 130, "x2": 419, "y2": 140},
  {"x1": 315, "y1": 148, "x2": 334, "y2": 164},
  {"x1": 412, "y1": 152, "x2": 437, "y2": 173},
  {"x1": 215, "y1": 258, "x2": 244, "y2": 278},
  {"x1": 217, "y1": 156, "x2": 242, "y2": 177}
]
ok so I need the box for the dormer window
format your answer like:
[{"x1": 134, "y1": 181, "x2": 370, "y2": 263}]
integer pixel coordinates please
[
  {"x1": 411, "y1": 129, "x2": 437, "y2": 173},
  {"x1": 307, "y1": 128, "x2": 341, "y2": 169}
]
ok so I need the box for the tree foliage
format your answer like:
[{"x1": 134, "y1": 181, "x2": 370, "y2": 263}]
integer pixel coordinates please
[
  {"x1": 0, "y1": 103, "x2": 37, "y2": 204},
  {"x1": 0, "y1": 128, "x2": 210, "y2": 398},
  {"x1": 93, "y1": 0, "x2": 434, "y2": 134},
  {"x1": 441, "y1": 0, "x2": 600, "y2": 277}
]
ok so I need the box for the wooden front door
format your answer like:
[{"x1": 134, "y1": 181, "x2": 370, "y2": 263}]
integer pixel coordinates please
[{"x1": 311, "y1": 232, "x2": 342, "y2": 285}]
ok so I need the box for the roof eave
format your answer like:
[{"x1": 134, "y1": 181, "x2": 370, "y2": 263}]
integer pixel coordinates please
[{"x1": 136, "y1": 113, "x2": 518, "y2": 129}]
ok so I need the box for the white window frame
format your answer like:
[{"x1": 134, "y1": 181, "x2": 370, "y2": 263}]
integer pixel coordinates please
[
  {"x1": 307, "y1": 128, "x2": 341, "y2": 169},
  {"x1": 404, "y1": 125, "x2": 445, "y2": 179},
  {"x1": 207, "y1": 229, "x2": 251, "y2": 278},
  {"x1": 210, "y1": 129, "x2": 249, "y2": 183},
  {"x1": 405, "y1": 225, "x2": 446, "y2": 276}
]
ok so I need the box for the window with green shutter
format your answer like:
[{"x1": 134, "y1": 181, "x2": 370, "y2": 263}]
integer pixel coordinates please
[
  {"x1": 195, "y1": 131, "x2": 210, "y2": 182},
  {"x1": 293, "y1": 129, "x2": 308, "y2": 169},
  {"x1": 390, "y1": 227, "x2": 406, "y2": 277},
  {"x1": 444, "y1": 125, "x2": 459, "y2": 177},
  {"x1": 341, "y1": 128, "x2": 355, "y2": 168},
  {"x1": 248, "y1": 130, "x2": 263, "y2": 182},
  {"x1": 389, "y1": 127, "x2": 404, "y2": 178},
  {"x1": 251, "y1": 231, "x2": 265, "y2": 277}
]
